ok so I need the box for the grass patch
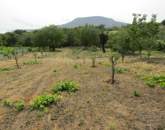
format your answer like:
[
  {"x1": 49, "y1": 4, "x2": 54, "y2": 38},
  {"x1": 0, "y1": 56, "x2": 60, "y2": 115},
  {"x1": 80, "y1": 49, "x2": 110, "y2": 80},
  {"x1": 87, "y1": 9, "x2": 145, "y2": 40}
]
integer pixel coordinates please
[
  {"x1": 30, "y1": 94, "x2": 60, "y2": 111},
  {"x1": 73, "y1": 64, "x2": 81, "y2": 69},
  {"x1": 3, "y1": 99, "x2": 25, "y2": 111},
  {"x1": 0, "y1": 67, "x2": 14, "y2": 72},
  {"x1": 98, "y1": 61, "x2": 111, "y2": 67},
  {"x1": 23, "y1": 60, "x2": 40, "y2": 65},
  {"x1": 52, "y1": 80, "x2": 79, "y2": 93},
  {"x1": 143, "y1": 75, "x2": 165, "y2": 88},
  {"x1": 115, "y1": 67, "x2": 128, "y2": 74}
]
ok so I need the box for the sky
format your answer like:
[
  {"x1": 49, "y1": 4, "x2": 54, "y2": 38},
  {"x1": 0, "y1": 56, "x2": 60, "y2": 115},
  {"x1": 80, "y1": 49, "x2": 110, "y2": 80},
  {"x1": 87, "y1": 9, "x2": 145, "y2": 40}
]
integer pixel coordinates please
[{"x1": 0, "y1": 0, "x2": 165, "y2": 33}]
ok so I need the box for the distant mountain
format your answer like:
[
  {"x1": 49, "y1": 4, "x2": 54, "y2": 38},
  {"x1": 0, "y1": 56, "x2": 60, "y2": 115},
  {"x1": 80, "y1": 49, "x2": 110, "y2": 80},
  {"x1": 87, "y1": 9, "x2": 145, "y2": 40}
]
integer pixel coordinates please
[{"x1": 60, "y1": 16, "x2": 127, "y2": 28}]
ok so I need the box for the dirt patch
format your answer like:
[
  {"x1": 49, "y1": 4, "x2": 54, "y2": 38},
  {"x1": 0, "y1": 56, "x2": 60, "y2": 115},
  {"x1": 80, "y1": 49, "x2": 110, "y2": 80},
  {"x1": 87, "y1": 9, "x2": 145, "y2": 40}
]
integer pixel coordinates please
[{"x1": 0, "y1": 49, "x2": 165, "y2": 130}]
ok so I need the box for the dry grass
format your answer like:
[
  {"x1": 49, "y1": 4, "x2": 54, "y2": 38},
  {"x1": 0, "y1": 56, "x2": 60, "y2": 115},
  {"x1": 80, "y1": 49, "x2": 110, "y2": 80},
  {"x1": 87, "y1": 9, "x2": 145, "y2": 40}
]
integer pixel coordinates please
[{"x1": 0, "y1": 48, "x2": 164, "y2": 130}]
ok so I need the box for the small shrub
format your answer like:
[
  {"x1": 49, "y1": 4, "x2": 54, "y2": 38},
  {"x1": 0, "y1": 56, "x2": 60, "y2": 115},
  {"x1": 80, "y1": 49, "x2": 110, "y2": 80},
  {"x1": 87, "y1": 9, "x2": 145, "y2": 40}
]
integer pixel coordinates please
[
  {"x1": 53, "y1": 80, "x2": 79, "y2": 93},
  {"x1": 3, "y1": 99, "x2": 13, "y2": 107},
  {"x1": 0, "y1": 67, "x2": 14, "y2": 72},
  {"x1": 14, "y1": 100, "x2": 25, "y2": 111},
  {"x1": 134, "y1": 91, "x2": 140, "y2": 97},
  {"x1": 143, "y1": 75, "x2": 165, "y2": 88},
  {"x1": 115, "y1": 67, "x2": 128, "y2": 74},
  {"x1": 30, "y1": 94, "x2": 60, "y2": 110},
  {"x1": 160, "y1": 82, "x2": 165, "y2": 88},
  {"x1": 3, "y1": 99, "x2": 25, "y2": 111},
  {"x1": 73, "y1": 64, "x2": 79, "y2": 69},
  {"x1": 23, "y1": 60, "x2": 39, "y2": 65},
  {"x1": 53, "y1": 69, "x2": 57, "y2": 72}
]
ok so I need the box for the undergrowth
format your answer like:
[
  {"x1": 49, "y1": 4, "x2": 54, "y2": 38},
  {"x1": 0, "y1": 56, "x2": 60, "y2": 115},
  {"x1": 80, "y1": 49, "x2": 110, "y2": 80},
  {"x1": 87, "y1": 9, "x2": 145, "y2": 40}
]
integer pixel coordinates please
[
  {"x1": 53, "y1": 80, "x2": 79, "y2": 93},
  {"x1": 143, "y1": 75, "x2": 165, "y2": 88},
  {"x1": 3, "y1": 99, "x2": 25, "y2": 111},
  {"x1": 30, "y1": 94, "x2": 60, "y2": 111}
]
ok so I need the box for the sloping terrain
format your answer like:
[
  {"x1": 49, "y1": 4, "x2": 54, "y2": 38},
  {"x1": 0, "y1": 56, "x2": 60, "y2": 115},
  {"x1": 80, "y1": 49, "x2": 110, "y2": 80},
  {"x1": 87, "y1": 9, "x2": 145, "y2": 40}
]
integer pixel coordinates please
[{"x1": 0, "y1": 48, "x2": 164, "y2": 130}]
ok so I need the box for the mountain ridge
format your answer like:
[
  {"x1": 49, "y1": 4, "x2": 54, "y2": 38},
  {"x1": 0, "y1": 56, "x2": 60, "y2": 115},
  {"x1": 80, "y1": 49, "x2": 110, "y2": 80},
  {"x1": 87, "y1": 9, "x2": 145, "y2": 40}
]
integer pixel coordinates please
[{"x1": 60, "y1": 16, "x2": 127, "y2": 28}]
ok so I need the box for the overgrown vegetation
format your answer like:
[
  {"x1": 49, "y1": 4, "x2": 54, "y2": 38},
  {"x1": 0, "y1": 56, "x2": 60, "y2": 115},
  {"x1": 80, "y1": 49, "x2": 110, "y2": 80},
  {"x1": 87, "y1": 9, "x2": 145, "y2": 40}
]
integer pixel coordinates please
[
  {"x1": 23, "y1": 60, "x2": 40, "y2": 65},
  {"x1": 52, "y1": 80, "x2": 79, "y2": 93},
  {"x1": 0, "y1": 67, "x2": 14, "y2": 72},
  {"x1": 115, "y1": 67, "x2": 128, "y2": 74},
  {"x1": 3, "y1": 99, "x2": 25, "y2": 111},
  {"x1": 143, "y1": 75, "x2": 165, "y2": 88},
  {"x1": 30, "y1": 94, "x2": 60, "y2": 110}
]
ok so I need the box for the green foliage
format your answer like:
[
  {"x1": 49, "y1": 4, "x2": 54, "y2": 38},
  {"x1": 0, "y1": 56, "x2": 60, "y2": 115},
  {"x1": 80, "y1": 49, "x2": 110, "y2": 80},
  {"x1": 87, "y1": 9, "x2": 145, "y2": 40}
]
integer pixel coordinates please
[
  {"x1": 80, "y1": 25, "x2": 100, "y2": 47},
  {"x1": 115, "y1": 67, "x2": 128, "y2": 74},
  {"x1": 14, "y1": 100, "x2": 25, "y2": 111},
  {"x1": 143, "y1": 75, "x2": 165, "y2": 88},
  {"x1": 53, "y1": 80, "x2": 79, "y2": 93},
  {"x1": 30, "y1": 94, "x2": 60, "y2": 110},
  {"x1": 23, "y1": 60, "x2": 40, "y2": 65},
  {"x1": 134, "y1": 91, "x2": 140, "y2": 97},
  {"x1": 0, "y1": 67, "x2": 14, "y2": 72},
  {"x1": 73, "y1": 64, "x2": 81, "y2": 69},
  {"x1": 3, "y1": 99, "x2": 14, "y2": 107},
  {"x1": 3, "y1": 99, "x2": 25, "y2": 111}
]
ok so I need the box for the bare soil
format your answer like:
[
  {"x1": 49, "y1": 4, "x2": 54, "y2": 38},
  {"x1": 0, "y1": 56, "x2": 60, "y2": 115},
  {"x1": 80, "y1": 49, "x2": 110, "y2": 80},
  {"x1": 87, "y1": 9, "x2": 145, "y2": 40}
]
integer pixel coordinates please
[{"x1": 0, "y1": 49, "x2": 165, "y2": 130}]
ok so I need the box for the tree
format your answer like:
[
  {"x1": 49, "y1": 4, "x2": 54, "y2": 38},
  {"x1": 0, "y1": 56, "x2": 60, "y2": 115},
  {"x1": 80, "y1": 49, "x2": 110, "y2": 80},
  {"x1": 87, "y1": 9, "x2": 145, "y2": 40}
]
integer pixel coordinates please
[
  {"x1": 161, "y1": 19, "x2": 165, "y2": 26},
  {"x1": 80, "y1": 25, "x2": 100, "y2": 47},
  {"x1": 0, "y1": 47, "x2": 20, "y2": 68},
  {"x1": 128, "y1": 14, "x2": 159, "y2": 58},
  {"x1": 109, "y1": 29, "x2": 131, "y2": 62},
  {"x1": 34, "y1": 25, "x2": 66, "y2": 51},
  {"x1": 99, "y1": 32, "x2": 108, "y2": 53}
]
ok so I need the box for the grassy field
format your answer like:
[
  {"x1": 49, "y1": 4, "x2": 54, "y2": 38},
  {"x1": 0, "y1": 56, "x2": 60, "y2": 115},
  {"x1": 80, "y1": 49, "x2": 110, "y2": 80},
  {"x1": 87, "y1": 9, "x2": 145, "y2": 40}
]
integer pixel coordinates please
[{"x1": 0, "y1": 48, "x2": 165, "y2": 130}]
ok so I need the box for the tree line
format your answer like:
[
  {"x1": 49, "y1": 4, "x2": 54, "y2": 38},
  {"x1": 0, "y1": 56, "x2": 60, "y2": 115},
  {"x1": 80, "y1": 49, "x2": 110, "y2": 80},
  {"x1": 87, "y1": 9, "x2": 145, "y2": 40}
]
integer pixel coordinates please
[{"x1": 0, "y1": 14, "x2": 165, "y2": 58}]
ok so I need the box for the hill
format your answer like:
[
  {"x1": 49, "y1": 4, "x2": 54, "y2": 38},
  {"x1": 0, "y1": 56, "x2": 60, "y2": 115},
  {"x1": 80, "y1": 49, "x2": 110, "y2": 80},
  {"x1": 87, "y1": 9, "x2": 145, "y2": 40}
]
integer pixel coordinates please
[{"x1": 60, "y1": 16, "x2": 127, "y2": 28}]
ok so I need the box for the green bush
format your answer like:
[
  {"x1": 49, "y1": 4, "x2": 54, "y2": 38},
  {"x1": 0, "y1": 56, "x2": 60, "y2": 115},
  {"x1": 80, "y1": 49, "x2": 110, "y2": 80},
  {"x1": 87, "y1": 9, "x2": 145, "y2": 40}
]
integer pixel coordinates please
[
  {"x1": 53, "y1": 80, "x2": 79, "y2": 93},
  {"x1": 3, "y1": 99, "x2": 25, "y2": 111},
  {"x1": 0, "y1": 67, "x2": 14, "y2": 72},
  {"x1": 73, "y1": 64, "x2": 80, "y2": 69},
  {"x1": 115, "y1": 67, "x2": 128, "y2": 74},
  {"x1": 14, "y1": 100, "x2": 25, "y2": 111},
  {"x1": 23, "y1": 60, "x2": 39, "y2": 65},
  {"x1": 3, "y1": 99, "x2": 13, "y2": 107},
  {"x1": 30, "y1": 94, "x2": 60, "y2": 110},
  {"x1": 143, "y1": 75, "x2": 165, "y2": 88}
]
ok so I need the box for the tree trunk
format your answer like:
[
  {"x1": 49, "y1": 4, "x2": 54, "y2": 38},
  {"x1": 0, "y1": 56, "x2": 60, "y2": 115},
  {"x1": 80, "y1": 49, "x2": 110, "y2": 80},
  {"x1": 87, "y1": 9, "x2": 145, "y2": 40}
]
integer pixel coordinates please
[
  {"x1": 101, "y1": 43, "x2": 106, "y2": 53},
  {"x1": 14, "y1": 54, "x2": 20, "y2": 69},
  {"x1": 34, "y1": 53, "x2": 37, "y2": 62},
  {"x1": 147, "y1": 50, "x2": 151, "y2": 60},
  {"x1": 111, "y1": 56, "x2": 115, "y2": 84},
  {"x1": 91, "y1": 57, "x2": 96, "y2": 67},
  {"x1": 121, "y1": 54, "x2": 125, "y2": 63},
  {"x1": 139, "y1": 50, "x2": 142, "y2": 59}
]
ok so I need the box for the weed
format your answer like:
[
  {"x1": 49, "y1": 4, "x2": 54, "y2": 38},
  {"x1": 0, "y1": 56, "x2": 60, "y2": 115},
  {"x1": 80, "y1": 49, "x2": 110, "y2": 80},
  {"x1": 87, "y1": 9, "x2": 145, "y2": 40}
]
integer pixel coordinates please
[
  {"x1": 53, "y1": 80, "x2": 79, "y2": 93},
  {"x1": 73, "y1": 64, "x2": 80, "y2": 69},
  {"x1": 134, "y1": 91, "x2": 140, "y2": 97},
  {"x1": 108, "y1": 121, "x2": 117, "y2": 130},
  {"x1": 53, "y1": 69, "x2": 57, "y2": 72},
  {"x1": 23, "y1": 60, "x2": 39, "y2": 65},
  {"x1": 30, "y1": 94, "x2": 60, "y2": 110},
  {"x1": 143, "y1": 75, "x2": 165, "y2": 88},
  {"x1": 14, "y1": 100, "x2": 25, "y2": 111},
  {"x1": 3, "y1": 99, "x2": 13, "y2": 107},
  {"x1": 0, "y1": 67, "x2": 14, "y2": 72},
  {"x1": 3, "y1": 99, "x2": 25, "y2": 111},
  {"x1": 115, "y1": 67, "x2": 128, "y2": 74}
]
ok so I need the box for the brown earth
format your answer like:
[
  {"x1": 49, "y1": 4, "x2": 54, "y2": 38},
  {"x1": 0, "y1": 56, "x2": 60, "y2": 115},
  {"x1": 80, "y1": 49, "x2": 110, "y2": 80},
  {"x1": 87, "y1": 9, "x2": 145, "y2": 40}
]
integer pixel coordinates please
[{"x1": 0, "y1": 48, "x2": 165, "y2": 130}]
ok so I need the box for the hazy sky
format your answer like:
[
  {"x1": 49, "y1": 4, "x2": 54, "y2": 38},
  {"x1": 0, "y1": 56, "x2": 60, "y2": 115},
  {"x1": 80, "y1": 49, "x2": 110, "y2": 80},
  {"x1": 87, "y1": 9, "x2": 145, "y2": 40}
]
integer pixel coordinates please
[{"x1": 0, "y1": 0, "x2": 164, "y2": 33}]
